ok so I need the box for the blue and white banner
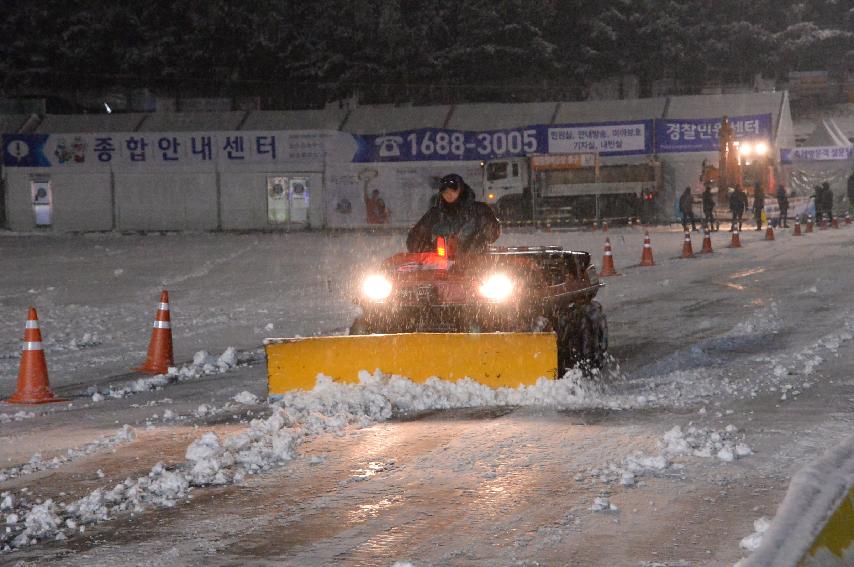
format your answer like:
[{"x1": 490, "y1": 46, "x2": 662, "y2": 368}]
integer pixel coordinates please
[
  {"x1": 654, "y1": 114, "x2": 772, "y2": 153},
  {"x1": 4, "y1": 115, "x2": 772, "y2": 168},
  {"x1": 780, "y1": 146, "x2": 854, "y2": 163},
  {"x1": 353, "y1": 121, "x2": 653, "y2": 162},
  {"x1": 2, "y1": 131, "x2": 348, "y2": 170}
]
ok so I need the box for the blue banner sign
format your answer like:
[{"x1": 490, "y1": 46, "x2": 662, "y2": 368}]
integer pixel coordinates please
[
  {"x1": 2, "y1": 131, "x2": 338, "y2": 169},
  {"x1": 780, "y1": 146, "x2": 854, "y2": 163},
  {"x1": 654, "y1": 114, "x2": 772, "y2": 153},
  {"x1": 353, "y1": 121, "x2": 654, "y2": 162}
]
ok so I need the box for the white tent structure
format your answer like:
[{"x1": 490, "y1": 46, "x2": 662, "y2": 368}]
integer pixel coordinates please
[{"x1": 783, "y1": 118, "x2": 854, "y2": 211}]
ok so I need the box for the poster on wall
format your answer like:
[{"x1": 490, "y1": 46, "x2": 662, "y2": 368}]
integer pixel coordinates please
[{"x1": 30, "y1": 179, "x2": 52, "y2": 226}]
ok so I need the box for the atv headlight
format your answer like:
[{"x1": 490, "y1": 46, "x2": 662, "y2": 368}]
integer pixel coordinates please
[
  {"x1": 479, "y1": 273, "x2": 515, "y2": 302},
  {"x1": 362, "y1": 274, "x2": 393, "y2": 301}
]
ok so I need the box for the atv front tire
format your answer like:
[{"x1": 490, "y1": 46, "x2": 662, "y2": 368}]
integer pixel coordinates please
[
  {"x1": 556, "y1": 301, "x2": 608, "y2": 374},
  {"x1": 576, "y1": 302, "x2": 608, "y2": 369}
]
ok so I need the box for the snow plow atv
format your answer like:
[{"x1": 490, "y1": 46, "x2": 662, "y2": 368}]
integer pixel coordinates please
[{"x1": 266, "y1": 239, "x2": 607, "y2": 396}]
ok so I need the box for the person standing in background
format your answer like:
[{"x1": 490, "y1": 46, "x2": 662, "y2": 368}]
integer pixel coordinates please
[
  {"x1": 729, "y1": 185, "x2": 746, "y2": 231},
  {"x1": 752, "y1": 182, "x2": 765, "y2": 231},
  {"x1": 847, "y1": 172, "x2": 854, "y2": 214},
  {"x1": 679, "y1": 187, "x2": 698, "y2": 232},
  {"x1": 821, "y1": 181, "x2": 834, "y2": 225},
  {"x1": 702, "y1": 183, "x2": 716, "y2": 231},
  {"x1": 776, "y1": 184, "x2": 789, "y2": 228}
]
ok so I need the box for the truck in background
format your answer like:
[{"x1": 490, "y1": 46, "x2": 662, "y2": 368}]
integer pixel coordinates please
[{"x1": 481, "y1": 153, "x2": 662, "y2": 225}]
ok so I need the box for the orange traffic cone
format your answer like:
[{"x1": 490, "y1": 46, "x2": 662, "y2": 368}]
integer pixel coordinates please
[
  {"x1": 6, "y1": 308, "x2": 66, "y2": 404},
  {"x1": 845, "y1": 212, "x2": 851, "y2": 225},
  {"x1": 640, "y1": 231, "x2": 655, "y2": 266},
  {"x1": 831, "y1": 218, "x2": 839, "y2": 229},
  {"x1": 602, "y1": 220, "x2": 609, "y2": 232},
  {"x1": 701, "y1": 228, "x2": 713, "y2": 253},
  {"x1": 135, "y1": 290, "x2": 174, "y2": 374},
  {"x1": 819, "y1": 218, "x2": 828, "y2": 230},
  {"x1": 793, "y1": 219, "x2": 802, "y2": 236},
  {"x1": 600, "y1": 238, "x2": 619, "y2": 277},
  {"x1": 806, "y1": 216, "x2": 814, "y2": 233},
  {"x1": 765, "y1": 225, "x2": 775, "y2": 241},
  {"x1": 681, "y1": 230, "x2": 695, "y2": 258},
  {"x1": 730, "y1": 227, "x2": 742, "y2": 248}
]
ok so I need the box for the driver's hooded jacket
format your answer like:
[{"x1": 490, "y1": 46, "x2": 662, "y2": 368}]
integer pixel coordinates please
[{"x1": 406, "y1": 181, "x2": 500, "y2": 254}]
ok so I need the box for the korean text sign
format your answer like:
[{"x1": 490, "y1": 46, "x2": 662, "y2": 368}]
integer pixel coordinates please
[{"x1": 654, "y1": 114, "x2": 772, "y2": 153}]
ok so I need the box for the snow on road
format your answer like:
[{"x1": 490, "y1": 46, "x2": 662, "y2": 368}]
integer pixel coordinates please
[{"x1": 0, "y1": 225, "x2": 852, "y2": 565}]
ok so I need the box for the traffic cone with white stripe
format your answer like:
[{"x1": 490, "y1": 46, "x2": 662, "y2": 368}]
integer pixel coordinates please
[
  {"x1": 793, "y1": 218, "x2": 802, "y2": 236},
  {"x1": 134, "y1": 290, "x2": 174, "y2": 374},
  {"x1": 701, "y1": 228, "x2": 713, "y2": 253},
  {"x1": 602, "y1": 220, "x2": 609, "y2": 232},
  {"x1": 6, "y1": 308, "x2": 65, "y2": 404},
  {"x1": 640, "y1": 231, "x2": 655, "y2": 266},
  {"x1": 831, "y1": 218, "x2": 839, "y2": 229},
  {"x1": 681, "y1": 230, "x2": 695, "y2": 258},
  {"x1": 806, "y1": 215, "x2": 814, "y2": 233},
  {"x1": 600, "y1": 238, "x2": 619, "y2": 277},
  {"x1": 730, "y1": 226, "x2": 742, "y2": 248},
  {"x1": 765, "y1": 225, "x2": 775, "y2": 240},
  {"x1": 845, "y1": 211, "x2": 851, "y2": 225}
]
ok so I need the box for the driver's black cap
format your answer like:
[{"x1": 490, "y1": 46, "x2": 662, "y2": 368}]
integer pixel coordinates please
[{"x1": 439, "y1": 173, "x2": 463, "y2": 191}]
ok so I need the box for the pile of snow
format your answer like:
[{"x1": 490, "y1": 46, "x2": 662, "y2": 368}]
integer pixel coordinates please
[
  {"x1": 662, "y1": 424, "x2": 752, "y2": 462},
  {"x1": 2, "y1": 462, "x2": 191, "y2": 550},
  {"x1": 232, "y1": 391, "x2": 259, "y2": 405},
  {"x1": 590, "y1": 496, "x2": 618, "y2": 513},
  {"x1": 45, "y1": 332, "x2": 103, "y2": 352},
  {"x1": 340, "y1": 368, "x2": 624, "y2": 413},
  {"x1": 0, "y1": 411, "x2": 35, "y2": 424},
  {"x1": 0, "y1": 426, "x2": 136, "y2": 483},
  {"x1": 739, "y1": 516, "x2": 771, "y2": 551},
  {"x1": 93, "y1": 347, "x2": 241, "y2": 400},
  {"x1": 588, "y1": 424, "x2": 752, "y2": 488}
]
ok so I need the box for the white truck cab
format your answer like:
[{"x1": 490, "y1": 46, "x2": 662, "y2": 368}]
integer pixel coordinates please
[{"x1": 482, "y1": 157, "x2": 529, "y2": 206}]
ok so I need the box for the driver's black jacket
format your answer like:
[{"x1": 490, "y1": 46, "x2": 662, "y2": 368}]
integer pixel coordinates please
[{"x1": 406, "y1": 184, "x2": 500, "y2": 254}]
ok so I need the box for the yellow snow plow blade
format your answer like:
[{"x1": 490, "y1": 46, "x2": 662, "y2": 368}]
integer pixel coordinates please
[{"x1": 265, "y1": 332, "x2": 558, "y2": 396}]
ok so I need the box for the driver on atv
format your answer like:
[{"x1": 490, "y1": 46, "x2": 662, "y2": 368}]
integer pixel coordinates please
[{"x1": 406, "y1": 173, "x2": 500, "y2": 254}]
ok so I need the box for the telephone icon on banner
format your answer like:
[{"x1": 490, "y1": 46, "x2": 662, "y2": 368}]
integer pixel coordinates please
[{"x1": 374, "y1": 135, "x2": 403, "y2": 158}]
